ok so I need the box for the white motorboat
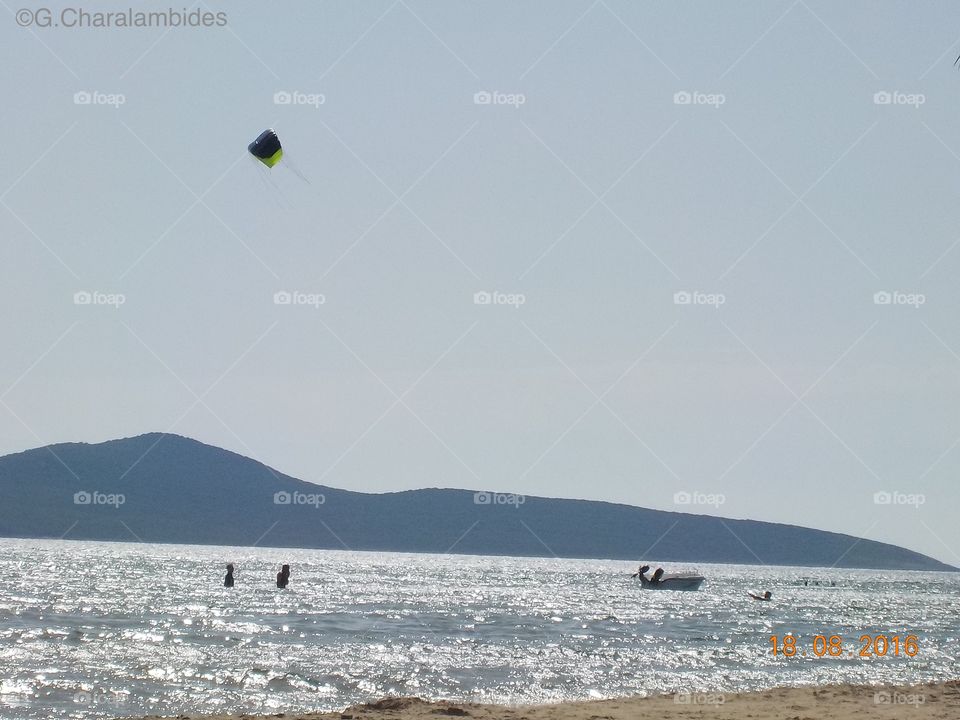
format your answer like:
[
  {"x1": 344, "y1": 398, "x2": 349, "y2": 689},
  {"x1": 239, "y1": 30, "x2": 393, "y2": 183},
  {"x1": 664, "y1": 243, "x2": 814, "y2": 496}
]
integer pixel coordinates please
[{"x1": 635, "y1": 569, "x2": 705, "y2": 591}]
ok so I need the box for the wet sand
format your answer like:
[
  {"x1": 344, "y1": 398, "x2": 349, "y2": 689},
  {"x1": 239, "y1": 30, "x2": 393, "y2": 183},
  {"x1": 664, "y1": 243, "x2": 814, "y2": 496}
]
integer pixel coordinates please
[{"x1": 127, "y1": 679, "x2": 960, "y2": 720}]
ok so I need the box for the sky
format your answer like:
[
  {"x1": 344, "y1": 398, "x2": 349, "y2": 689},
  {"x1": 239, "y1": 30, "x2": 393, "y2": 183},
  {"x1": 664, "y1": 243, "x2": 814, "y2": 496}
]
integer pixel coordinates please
[{"x1": 1, "y1": 1, "x2": 960, "y2": 565}]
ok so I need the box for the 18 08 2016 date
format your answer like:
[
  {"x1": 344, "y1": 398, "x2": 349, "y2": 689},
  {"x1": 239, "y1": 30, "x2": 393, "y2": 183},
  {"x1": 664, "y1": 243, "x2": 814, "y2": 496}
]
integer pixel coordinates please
[{"x1": 769, "y1": 634, "x2": 919, "y2": 658}]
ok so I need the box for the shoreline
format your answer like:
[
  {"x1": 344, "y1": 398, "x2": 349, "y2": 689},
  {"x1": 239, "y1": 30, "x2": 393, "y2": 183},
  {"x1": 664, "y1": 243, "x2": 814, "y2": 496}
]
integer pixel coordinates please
[{"x1": 129, "y1": 679, "x2": 960, "y2": 719}]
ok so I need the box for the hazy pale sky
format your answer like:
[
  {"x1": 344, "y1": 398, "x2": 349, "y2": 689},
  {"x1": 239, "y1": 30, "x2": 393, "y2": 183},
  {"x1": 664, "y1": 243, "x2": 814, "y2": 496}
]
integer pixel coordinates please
[{"x1": 2, "y1": 1, "x2": 960, "y2": 564}]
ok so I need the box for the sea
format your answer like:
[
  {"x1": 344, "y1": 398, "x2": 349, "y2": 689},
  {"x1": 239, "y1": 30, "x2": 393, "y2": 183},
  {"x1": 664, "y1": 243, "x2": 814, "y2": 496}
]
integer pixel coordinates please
[{"x1": 0, "y1": 538, "x2": 957, "y2": 719}]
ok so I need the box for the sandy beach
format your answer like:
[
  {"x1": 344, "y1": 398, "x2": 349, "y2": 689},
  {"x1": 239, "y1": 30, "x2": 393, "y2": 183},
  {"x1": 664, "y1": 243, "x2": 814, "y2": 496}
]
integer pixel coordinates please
[{"x1": 128, "y1": 680, "x2": 960, "y2": 720}]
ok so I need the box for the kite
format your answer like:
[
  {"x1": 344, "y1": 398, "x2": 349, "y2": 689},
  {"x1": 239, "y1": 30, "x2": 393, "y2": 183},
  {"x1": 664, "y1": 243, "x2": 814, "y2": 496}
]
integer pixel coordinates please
[{"x1": 248, "y1": 129, "x2": 283, "y2": 168}]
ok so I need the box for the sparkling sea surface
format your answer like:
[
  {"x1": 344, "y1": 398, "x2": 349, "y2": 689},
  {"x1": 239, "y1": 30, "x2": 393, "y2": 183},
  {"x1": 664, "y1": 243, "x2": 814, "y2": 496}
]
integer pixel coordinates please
[{"x1": 0, "y1": 538, "x2": 957, "y2": 719}]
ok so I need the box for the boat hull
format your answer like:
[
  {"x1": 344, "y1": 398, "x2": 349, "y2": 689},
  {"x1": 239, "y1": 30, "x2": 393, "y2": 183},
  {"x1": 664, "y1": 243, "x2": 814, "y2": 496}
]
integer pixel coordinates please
[{"x1": 639, "y1": 575, "x2": 704, "y2": 591}]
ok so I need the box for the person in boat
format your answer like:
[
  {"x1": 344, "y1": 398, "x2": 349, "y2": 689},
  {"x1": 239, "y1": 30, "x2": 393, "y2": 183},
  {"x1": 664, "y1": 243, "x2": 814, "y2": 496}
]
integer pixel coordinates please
[
  {"x1": 276, "y1": 564, "x2": 290, "y2": 589},
  {"x1": 749, "y1": 590, "x2": 772, "y2": 601},
  {"x1": 224, "y1": 563, "x2": 235, "y2": 588},
  {"x1": 650, "y1": 567, "x2": 665, "y2": 585},
  {"x1": 632, "y1": 564, "x2": 651, "y2": 580}
]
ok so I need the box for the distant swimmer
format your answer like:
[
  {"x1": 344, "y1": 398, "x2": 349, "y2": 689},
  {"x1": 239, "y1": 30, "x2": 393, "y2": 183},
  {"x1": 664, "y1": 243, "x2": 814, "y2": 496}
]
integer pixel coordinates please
[
  {"x1": 749, "y1": 591, "x2": 772, "y2": 601},
  {"x1": 651, "y1": 567, "x2": 665, "y2": 585},
  {"x1": 224, "y1": 563, "x2": 235, "y2": 588},
  {"x1": 276, "y1": 564, "x2": 290, "y2": 589},
  {"x1": 631, "y1": 564, "x2": 651, "y2": 579}
]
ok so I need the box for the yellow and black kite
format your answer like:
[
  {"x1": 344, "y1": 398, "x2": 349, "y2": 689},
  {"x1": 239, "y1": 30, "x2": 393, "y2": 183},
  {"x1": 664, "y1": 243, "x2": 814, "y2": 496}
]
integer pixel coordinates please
[{"x1": 248, "y1": 129, "x2": 283, "y2": 168}]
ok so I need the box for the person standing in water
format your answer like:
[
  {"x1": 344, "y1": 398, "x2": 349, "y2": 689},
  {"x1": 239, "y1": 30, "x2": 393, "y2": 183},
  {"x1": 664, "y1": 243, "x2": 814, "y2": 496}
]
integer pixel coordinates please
[
  {"x1": 276, "y1": 564, "x2": 290, "y2": 588},
  {"x1": 224, "y1": 563, "x2": 235, "y2": 587}
]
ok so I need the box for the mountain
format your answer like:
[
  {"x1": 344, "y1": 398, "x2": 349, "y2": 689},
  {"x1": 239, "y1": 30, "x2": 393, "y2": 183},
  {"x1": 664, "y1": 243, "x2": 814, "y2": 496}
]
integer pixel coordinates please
[{"x1": 0, "y1": 433, "x2": 952, "y2": 571}]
